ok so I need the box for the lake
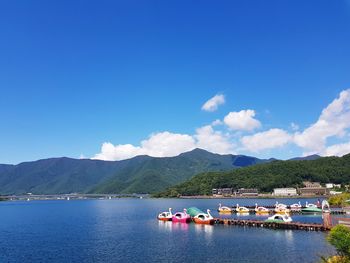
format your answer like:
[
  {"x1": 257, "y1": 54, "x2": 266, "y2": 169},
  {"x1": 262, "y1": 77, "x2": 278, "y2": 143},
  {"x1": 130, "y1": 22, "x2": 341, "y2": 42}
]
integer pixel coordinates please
[{"x1": 0, "y1": 198, "x2": 337, "y2": 262}]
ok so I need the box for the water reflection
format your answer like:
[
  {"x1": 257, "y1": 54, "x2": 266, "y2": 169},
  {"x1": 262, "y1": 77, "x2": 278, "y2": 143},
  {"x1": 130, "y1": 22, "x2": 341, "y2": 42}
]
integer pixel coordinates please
[
  {"x1": 284, "y1": 230, "x2": 294, "y2": 244},
  {"x1": 172, "y1": 222, "x2": 189, "y2": 231},
  {"x1": 158, "y1": 221, "x2": 190, "y2": 232},
  {"x1": 236, "y1": 212, "x2": 250, "y2": 217},
  {"x1": 194, "y1": 223, "x2": 214, "y2": 235},
  {"x1": 158, "y1": 221, "x2": 173, "y2": 232}
]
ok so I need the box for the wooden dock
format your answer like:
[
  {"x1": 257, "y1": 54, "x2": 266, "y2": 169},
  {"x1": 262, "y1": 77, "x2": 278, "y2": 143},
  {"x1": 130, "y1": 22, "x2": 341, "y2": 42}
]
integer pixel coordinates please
[{"x1": 214, "y1": 218, "x2": 330, "y2": 231}]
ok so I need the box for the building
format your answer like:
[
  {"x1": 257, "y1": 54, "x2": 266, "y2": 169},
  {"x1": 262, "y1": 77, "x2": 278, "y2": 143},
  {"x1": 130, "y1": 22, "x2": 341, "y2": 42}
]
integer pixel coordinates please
[
  {"x1": 298, "y1": 182, "x2": 329, "y2": 196},
  {"x1": 303, "y1": 181, "x2": 322, "y2": 188},
  {"x1": 273, "y1": 188, "x2": 297, "y2": 196},
  {"x1": 236, "y1": 188, "x2": 258, "y2": 196},
  {"x1": 299, "y1": 187, "x2": 329, "y2": 195},
  {"x1": 326, "y1": 183, "x2": 342, "y2": 189},
  {"x1": 212, "y1": 188, "x2": 233, "y2": 196}
]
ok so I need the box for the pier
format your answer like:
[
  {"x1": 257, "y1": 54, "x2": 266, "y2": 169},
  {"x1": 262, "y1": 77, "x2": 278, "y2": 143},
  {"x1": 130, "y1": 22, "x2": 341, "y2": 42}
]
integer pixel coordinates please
[{"x1": 214, "y1": 218, "x2": 330, "y2": 231}]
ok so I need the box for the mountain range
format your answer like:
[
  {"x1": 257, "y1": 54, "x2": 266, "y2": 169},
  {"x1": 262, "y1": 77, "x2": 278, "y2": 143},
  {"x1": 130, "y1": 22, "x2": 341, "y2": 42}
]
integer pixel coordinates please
[
  {"x1": 0, "y1": 149, "x2": 273, "y2": 195},
  {"x1": 155, "y1": 153, "x2": 350, "y2": 197}
]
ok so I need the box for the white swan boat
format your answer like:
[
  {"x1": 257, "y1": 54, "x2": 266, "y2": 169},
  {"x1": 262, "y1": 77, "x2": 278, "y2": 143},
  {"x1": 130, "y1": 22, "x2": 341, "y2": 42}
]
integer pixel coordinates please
[
  {"x1": 290, "y1": 201, "x2": 302, "y2": 211},
  {"x1": 193, "y1": 209, "x2": 215, "y2": 225},
  {"x1": 158, "y1": 208, "x2": 173, "y2": 221},
  {"x1": 265, "y1": 213, "x2": 292, "y2": 223}
]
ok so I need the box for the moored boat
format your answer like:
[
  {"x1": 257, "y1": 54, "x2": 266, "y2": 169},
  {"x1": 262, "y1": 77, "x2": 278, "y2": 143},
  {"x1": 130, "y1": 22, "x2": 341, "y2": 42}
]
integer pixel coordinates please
[
  {"x1": 158, "y1": 208, "x2": 173, "y2": 221},
  {"x1": 193, "y1": 209, "x2": 215, "y2": 225},
  {"x1": 275, "y1": 202, "x2": 290, "y2": 214},
  {"x1": 187, "y1": 207, "x2": 204, "y2": 217},
  {"x1": 305, "y1": 201, "x2": 318, "y2": 208},
  {"x1": 265, "y1": 213, "x2": 292, "y2": 223},
  {"x1": 301, "y1": 206, "x2": 322, "y2": 213},
  {"x1": 172, "y1": 209, "x2": 191, "y2": 223},
  {"x1": 255, "y1": 203, "x2": 269, "y2": 214},
  {"x1": 218, "y1": 203, "x2": 232, "y2": 214},
  {"x1": 275, "y1": 201, "x2": 287, "y2": 209},
  {"x1": 290, "y1": 201, "x2": 302, "y2": 211},
  {"x1": 236, "y1": 204, "x2": 250, "y2": 213}
]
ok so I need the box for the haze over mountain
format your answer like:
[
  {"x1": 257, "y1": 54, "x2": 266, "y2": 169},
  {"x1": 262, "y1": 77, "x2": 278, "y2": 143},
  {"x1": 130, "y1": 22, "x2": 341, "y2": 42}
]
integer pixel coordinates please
[{"x1": 0, "y1": 149, "x2": 271, "y2": 195}]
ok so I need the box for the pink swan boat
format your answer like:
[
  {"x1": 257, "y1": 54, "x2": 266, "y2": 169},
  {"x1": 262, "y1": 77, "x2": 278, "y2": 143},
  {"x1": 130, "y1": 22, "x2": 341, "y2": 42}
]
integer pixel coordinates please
[{"x1": 172, "y1": 208, "x2": 191, "y2": 223}]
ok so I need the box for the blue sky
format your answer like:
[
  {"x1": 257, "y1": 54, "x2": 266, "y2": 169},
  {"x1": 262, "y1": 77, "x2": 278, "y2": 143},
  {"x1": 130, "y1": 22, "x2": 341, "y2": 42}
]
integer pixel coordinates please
[{"x1": 1, "y1": 0, "x2": 350, "y2": 164}]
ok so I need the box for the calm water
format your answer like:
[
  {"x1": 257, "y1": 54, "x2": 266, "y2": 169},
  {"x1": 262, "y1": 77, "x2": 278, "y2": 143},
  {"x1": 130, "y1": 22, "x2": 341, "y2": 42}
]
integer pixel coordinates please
[{"x1": 0, "y1": 198, "x2": 337, "y2": 263}]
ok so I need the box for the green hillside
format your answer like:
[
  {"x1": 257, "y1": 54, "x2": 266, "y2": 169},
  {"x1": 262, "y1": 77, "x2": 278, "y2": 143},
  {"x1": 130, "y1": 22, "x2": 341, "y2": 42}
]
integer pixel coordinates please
[
  {"x1": 155, "y1": 154, "x2": 350, "y2": 197},
  {"x1": 90, "y1": 149, "x2": 267, "y2": 194},
  {"x1": 0, "y1": 149, "x2": 268, "y2": 195}
]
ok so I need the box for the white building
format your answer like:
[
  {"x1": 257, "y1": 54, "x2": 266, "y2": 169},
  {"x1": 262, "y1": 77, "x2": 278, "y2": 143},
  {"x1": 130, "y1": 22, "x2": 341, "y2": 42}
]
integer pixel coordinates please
[
  {"x1": 326, "y1": 183, "x2": 342, "y2": 189},
  {"x1": 273, "y1": 188, "x2": 297, "y2": 196}
]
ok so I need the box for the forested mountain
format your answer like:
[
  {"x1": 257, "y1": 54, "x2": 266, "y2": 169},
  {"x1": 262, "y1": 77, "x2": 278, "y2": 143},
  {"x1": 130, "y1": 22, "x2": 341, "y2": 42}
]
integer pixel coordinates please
[
  {"x1": 0, "y1": 149, "x2": 269, "y2": 195},
  {"x1": 155, "y1": 154, "x2": 350, "y2": 197}
]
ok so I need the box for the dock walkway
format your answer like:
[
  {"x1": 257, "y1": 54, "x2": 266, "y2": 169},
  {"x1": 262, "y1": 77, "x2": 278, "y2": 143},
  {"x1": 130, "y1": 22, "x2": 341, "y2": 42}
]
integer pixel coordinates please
[{"x1": 214, "y1": 218, "x2": 329, "y2": 231}]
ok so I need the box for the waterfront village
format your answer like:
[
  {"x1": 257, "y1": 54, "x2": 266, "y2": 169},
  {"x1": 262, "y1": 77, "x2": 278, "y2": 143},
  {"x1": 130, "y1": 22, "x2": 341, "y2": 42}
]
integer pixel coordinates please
[{"x1": 212, "y1": 181, "x2": 345, "y2": 198}]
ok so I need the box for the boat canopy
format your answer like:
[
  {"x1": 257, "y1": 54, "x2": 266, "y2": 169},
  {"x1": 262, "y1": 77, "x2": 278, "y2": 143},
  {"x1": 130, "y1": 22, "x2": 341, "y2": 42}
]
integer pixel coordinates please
[{"x1": 187, "y1": 207, "x2": 204, "y2": 217}]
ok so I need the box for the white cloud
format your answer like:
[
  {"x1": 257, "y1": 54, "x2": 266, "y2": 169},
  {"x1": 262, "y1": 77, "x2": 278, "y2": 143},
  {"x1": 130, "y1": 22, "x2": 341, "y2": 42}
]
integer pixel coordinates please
[
  {"x1": 93, "y1": 126, "x2": 235, "y2": 161},
  {"x1": 223, "y1": 110, "x2": 261, "y2": 131},
  {"x1": 201, "y1": 94, "x2": 225, "y2": 112},
  {"x1": 139, "y1": 132, "x2": 196, "y2": 157},
  {"x1": 322, "y1": 142, "x2": 350, "y2": 157},
  {"x1": 241, "y1": 128, "x2": 292, "y2": 152},
  {"x1": 294, "y1": 89, "x2": 350, "y2": 154},
  {"x1": 93, "y1": 132, "x2": 196, "y2": 161},
  {"x1": 93, "y1": 143, "x2": 144, "y2": 161},
  {"x1": 195, "y1": 125, "x2": 234, "y2": 154}
]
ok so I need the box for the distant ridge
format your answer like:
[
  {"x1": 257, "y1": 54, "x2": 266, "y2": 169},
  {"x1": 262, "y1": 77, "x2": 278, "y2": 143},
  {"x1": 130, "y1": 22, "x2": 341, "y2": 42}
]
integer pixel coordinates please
[
  {"x1": 289, "y1": 154, "x2": 321, "y2": 161},
  {"x1": 0, "y1": 148, "x2": 271, "y2": 195}
]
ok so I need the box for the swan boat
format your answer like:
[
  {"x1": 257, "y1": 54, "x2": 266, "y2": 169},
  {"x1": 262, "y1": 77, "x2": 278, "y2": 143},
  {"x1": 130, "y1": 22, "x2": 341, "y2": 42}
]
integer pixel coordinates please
[
  {"x1": 255, "y1": 204, "x2": 270, "y2": 214},
  {"x1": 172, "y1": 209, "x2": 191, "y2": 223},
  {"x1": 265, "y1": 213, "x2": 292, "y2": 223},
  {"x1": 305, "y1": 201, "x2": 318, "y2": 208},
  {"x1": 290, "y1": 202, "x2": 302, "y2": 211},
  {"x1": 186, "y1": 207, "x2": 204, "y2": 217},
  {"x1": 301, "y1": 202, "x2": 322, "y2": 213},
  {"x1": 193, "y1": 209, "x2": 215, "y2": 225},
  {"x1": 158, "y1": 208, "x2": 173, "y2": 221},
  {"x1": 218, "y1": 203, "x2": 233, "y2": 213},
  {"x1": 274, "y1": 202, "x2": 290, "y2": 214},
  {"x1": 236, "y1": 204, "x2": 250, "y2": 213}
]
